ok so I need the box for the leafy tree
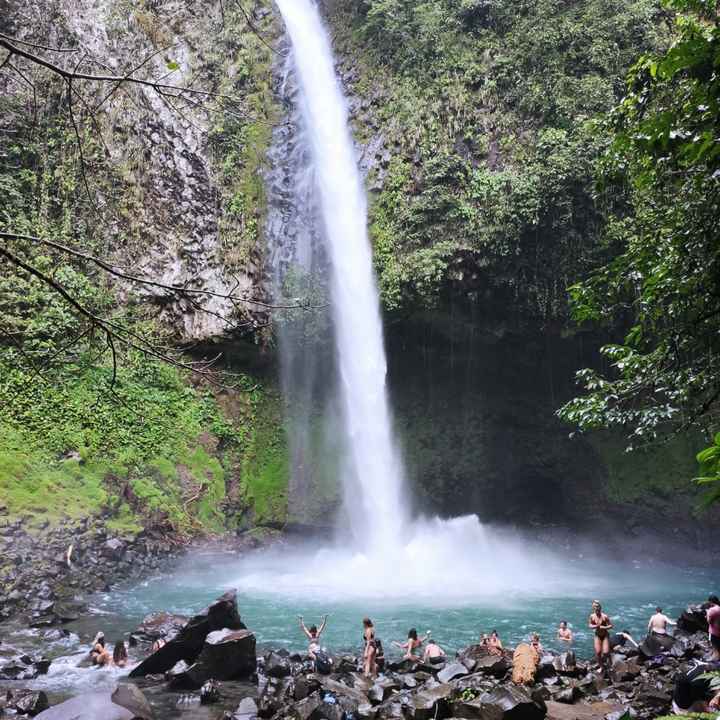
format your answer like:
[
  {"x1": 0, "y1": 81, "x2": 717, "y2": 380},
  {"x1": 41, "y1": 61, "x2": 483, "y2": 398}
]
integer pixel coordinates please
[{"x1": 559, "y1": 0, "x2": 720, "y2": 500}]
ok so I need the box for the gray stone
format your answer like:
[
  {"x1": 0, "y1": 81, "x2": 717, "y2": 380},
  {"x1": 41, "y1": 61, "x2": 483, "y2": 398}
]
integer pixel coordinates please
[{"x1": 438, "y1": 662, "x2": 468, "y2": 683}]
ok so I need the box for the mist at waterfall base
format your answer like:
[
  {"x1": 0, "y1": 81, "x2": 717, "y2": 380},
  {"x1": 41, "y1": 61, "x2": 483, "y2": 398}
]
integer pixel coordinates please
[{"x1": 263, "y1": 0, "x2": 709, "y2": 617}]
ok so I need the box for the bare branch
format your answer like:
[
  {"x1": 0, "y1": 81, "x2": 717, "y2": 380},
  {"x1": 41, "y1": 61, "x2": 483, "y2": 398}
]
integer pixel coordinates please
[
  {"x1": 0, "y1": 232, "x2": 321, "y2": 310},
  {"x1": 0, "y1": 36, "x2": 240, "y2": 103},
  {"x1": 0, "y1": 31, "x2": 79, "y2": 54}
]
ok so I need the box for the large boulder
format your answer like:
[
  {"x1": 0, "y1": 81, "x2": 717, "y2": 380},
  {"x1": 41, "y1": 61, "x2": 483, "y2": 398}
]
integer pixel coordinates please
[
  {"x1": 9, "y1": 689, "x2": 49, "y2": 716},
  {"x1": 676, "y1": 605, "x2": 709, "y2": 635},
  {"x1": 34, "y1": 687, "x2": 153, "y2": 720},
  {"x1": 133, "y1": 611, "x2": 189, "y2": 644},
  {"x1": 438, "y1": 662, "x2": 469, "y2": 683},
  {"x1": 264, "y1": 650, "x2": 293, "y2": 678},
  {"x1": 453, "y1": 685, "x2": 546, "y2": 720},
  {"x1": 258, "y1": 676, "x2": 295, "y2": 718},
  {"x1": 101, "y1": 538, "x2": 125, "y2": 560},
  {"x1": 168, "y1": 628, "x2": 256, "y2": 689},
  {"x1": 638, "y1": 632, "x2": 674, "y2": 658},
  {"x1": 129, "y1": 590, "x2": 246, "y2": 677},
  {"x1": 403, "y1": 683, "x2": 453, "y2": 720}
]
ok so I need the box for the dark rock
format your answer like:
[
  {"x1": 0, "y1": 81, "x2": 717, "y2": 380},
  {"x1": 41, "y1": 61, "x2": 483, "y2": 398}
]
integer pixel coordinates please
[
  {"x1": 102, "y1": 538, "x2": 125, "y2": 560},
  {"x1": 129, "y1": 590, "x2": 246, "y2": 677},
  {"x1": 171, "y1": 628, "x2": 255, "y2": 688},
  {"x1": 111, "y1": 684, "x2": 154, "y2": 719},
  {"x1": 264, "y1": 649, "x2": 293, "y2": 678},
  {"x1": 676, "y1": 605, "x2": 709, "y2": 635},
  {"x1": 403, "y1": 682, "x2": 453, "y2": 720},
  {"x1": 472, "y1": 654, "x2": 511, "y2": 678},
  {"x1": 34, "y1": 692, "x2": 135, "y2": 719},
  {"x1": 200, "y1": 679, "x2": 221, "y2": 704},
  {"x1": 0, "y1": 660, "x2": 36, "y2": 680},
  {"x1": 552, "y1": 685, "x2": 583, "y2": 704},
  {"x1": 453, "y1": 685, "x2": 546, "y2": 720},
  {"x1": 438, "y1": 662, "x2": 468, "y2": 683},
  {"x1": 294, "y1": 675, "x2": 322, "y2": 701},
  {"x1": 552, "y1": 652, "x2": 580, "y2": 677},
  {"x1": 314, "y1": 674, "x2": 370, "y2": 706},
  {"x1": 134, "y1": 611, "x2": 189, "y2": 643},
  {"x1": 12, "y1": 689, "x2": 49, "y2": 716},
  {"x1": 258, "y1": 676, "x2": 294, "y2": 718},
  {"x1": 289, "y1": 692, "x2": 322, "y2": 720},
  {"x1": 34, "y1": 657, "x2": 52, "y2": 675}
]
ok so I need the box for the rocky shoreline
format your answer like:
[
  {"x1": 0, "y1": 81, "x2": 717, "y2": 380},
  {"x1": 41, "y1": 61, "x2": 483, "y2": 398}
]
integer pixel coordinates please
[
  {"x1": 1, "y1": 589, "x2": 716, "y2": 720},
  {"x1": 0, "y1": 517, "x2": 280, "y2": 625}
]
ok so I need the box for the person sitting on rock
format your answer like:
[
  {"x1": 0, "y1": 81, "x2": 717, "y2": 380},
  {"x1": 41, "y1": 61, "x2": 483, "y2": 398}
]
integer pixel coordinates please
[
  {"x1": 707, "y1": 595, "x2": 720, "y2": 661},
  {"x1": 648, "y1": 607, "x2": 676, "y2": 636},
  {"x1": 392, "y1": 628, "x2": 429, "y2": 663},
  {"x1": 557, "y1": 621, "x2": 573, "y2": 644},
  {"x1": 423, "y1": 639, "x2": 446, "y2": 665},
  {"x1": 112, "y1": 640, "x2": 128, "y2": 668},
  {"x1": 90, "y1": 632, "x2": 111, "y2": 667},
  {"x1": 588, "y1": 600, "x2": 613, "y2": 672},
  {"x1": 298, "y1": 614, "x2": 328, "y2": 661},
  {"x1": 151, "y1": 637, "x2": 166, "y2": 653},
  {"x1": 487, "y1": 630, "x2": 503, "y2": 656}
]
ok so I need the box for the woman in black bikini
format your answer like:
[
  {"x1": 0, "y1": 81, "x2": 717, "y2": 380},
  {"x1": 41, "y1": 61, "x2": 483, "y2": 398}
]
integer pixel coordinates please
[
  {"x1": 362, "y1": 617, "x2": 377, "y2": 678},
  {"x1": 589, "y1": 600, "x2": 613, "y2": 671}
]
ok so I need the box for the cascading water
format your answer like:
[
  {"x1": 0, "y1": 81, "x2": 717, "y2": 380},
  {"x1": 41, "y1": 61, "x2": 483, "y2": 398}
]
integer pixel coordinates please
[
  {"x1": 272, "y1": 0, "x2": 406, "y2": 551},
  {"x1": 257, "y1": 0, "x2": 609, "y2": 599}
]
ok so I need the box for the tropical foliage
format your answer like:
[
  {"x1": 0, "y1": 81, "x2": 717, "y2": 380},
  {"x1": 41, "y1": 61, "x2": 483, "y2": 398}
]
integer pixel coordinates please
[{"x1": 558, "y1": 0, "x2": 720, "y2": 502}]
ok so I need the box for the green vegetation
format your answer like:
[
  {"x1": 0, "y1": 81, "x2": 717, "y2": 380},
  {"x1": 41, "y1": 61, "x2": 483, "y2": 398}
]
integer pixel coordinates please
[
  {"x1": 558, "y1": 0, "x2": 720, "y2": 501},
  {"x1": 330, "y1": 0, "x2": 665, "y2": 320},
  {"x1": 0, "y1": 350, "x2": 287, "y2": 534}
]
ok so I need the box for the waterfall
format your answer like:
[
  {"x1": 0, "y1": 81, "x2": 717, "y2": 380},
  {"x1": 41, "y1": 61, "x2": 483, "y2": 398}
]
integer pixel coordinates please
[{"x1": 272, "y1": 0, "x2": 406, "y2": 550}]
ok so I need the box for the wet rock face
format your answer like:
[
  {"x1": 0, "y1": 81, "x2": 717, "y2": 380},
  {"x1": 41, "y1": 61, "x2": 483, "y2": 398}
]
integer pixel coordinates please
[
  {"x1": 0, "y1": 516, "x2": 182, "y2": 622},
  {"x1": 1, "y1": 0, "x2": 270, "y2": 343}
]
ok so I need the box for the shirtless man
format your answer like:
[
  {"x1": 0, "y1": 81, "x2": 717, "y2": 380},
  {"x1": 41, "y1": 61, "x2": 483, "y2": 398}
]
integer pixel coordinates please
[
  {"x1": 423, "y1": 639, "x2": 446, "y2": 664},
  {"x1": 298, "y1": 614, "x2": 328, "y2": 660},
  {"x1": 588, "y1": 601, "x2": 613, "y2": 672},
  {"x1": 648, "y1": 607, "x2": 676, "y2": 635},
  {"x1": 557, "y1": 621, "x2": 573, "y2": 643}
]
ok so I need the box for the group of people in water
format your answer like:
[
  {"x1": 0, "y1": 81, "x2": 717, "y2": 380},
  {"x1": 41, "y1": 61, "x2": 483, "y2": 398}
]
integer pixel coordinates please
[
  {"x1": 296, "y1": 595, "x2": 720, "y2": 686},
  {"x1": 86, "y1": 592, "x2": 720, "y2": 715},
  {"x1": 88, "y1": 631, "x2": 128, "y2": 668}
]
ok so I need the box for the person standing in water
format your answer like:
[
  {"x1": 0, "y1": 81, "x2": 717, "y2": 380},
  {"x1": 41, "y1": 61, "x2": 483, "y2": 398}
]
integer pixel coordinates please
[
  {"x1": 648, "y1": 607, "x2": 676, "y2": 636},
  {"x1": 298, "y1": 614, "x2": 328, "y2": 660},
  {"x1": 557, "y1": 621, "x2": 573, "y2": 644},
  {"x1": 589, "y1": 601, "x2": 613, "y2": 672},
  {"x1": 393, "y1": 628, "x2": 430, "y2": 662}
]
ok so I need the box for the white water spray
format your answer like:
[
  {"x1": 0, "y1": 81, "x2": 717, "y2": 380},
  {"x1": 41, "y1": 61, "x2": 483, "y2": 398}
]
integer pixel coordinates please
[
  {"x1": 275, "y1": 0, "x2": 406, "y2": 551},
  {"x1": 263, "y1": 0, "x2": 604, "y2": 599}
]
